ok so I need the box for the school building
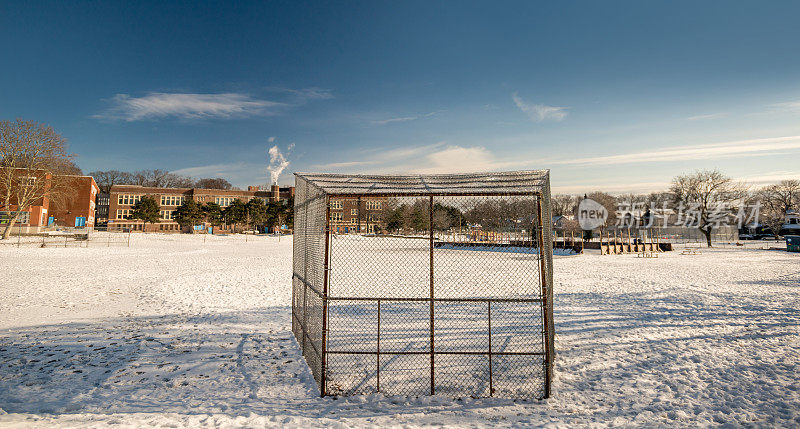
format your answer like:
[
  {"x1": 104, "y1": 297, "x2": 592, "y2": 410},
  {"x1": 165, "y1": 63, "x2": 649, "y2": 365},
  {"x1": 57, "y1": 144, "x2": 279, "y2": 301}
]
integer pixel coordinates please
[
  {"x1": 0, "y1": 169, "x2": 99, "y2": 233},
  {"x1": 329, "y1": 197, "x2": 387, "y2": 234},
  {"x1": 108, "y1": 184, "x2": 294, "y2": 232}
]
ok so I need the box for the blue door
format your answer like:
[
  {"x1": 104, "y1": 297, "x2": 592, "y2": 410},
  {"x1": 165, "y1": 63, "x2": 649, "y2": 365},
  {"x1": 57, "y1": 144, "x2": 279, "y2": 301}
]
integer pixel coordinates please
[
  {"x1": 48, "y1": 216, "x2": 54, "y2": 226},
  {"x1": 75, "y1": 217, "x2": 86, "y2": 227}
]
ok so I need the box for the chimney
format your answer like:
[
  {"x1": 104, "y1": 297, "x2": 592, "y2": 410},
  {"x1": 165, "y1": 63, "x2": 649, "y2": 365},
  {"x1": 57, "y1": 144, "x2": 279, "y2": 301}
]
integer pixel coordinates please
[{"x1": 271, "y1": 184, "x2": 280, "y2": 201}]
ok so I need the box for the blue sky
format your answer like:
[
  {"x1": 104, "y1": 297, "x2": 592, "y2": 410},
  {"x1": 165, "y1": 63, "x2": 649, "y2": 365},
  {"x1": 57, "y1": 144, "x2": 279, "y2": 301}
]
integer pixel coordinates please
[{"x1": 2, "y1": 1, "x2": 800, "y2": 193}]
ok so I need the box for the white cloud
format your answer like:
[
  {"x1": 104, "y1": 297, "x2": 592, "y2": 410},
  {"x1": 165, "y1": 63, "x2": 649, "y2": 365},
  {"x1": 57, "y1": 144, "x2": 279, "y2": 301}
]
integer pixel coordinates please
[
  {"x1": 266, "y1": 86, "x2": 334, "y2": 102},
  {"x1": 171, "y1": 161, "x2": 268, "y2": 187},
  {"x1": 512, "y1": 92, "x2": 568, "y2": 122},
  {"x1": 412, "y1": 146, "x2": 521, "y2": 174},
  {"x1": 373, "y1": 111, "x2": 440, "y2": 125},
  {"x1": 555, "y1": 135, "x2": 800, "y2": 166},
  {"x1": 374, "y1": 116, "x2": 418, "y2": 125},
  {"x1": 737, "y1": 171, "x2": 800, "y2": 185},
  {"x1": 687, "y1": 112, "x2": 728, "y2": 121},
  {"x1": 96, "y1": 87, "x2": 333, "y2": 121},
  {"x1": 770, "y1": 100, "x2": 800, "y2": 111},
  {"x1": 96, "y1": 93, "x2": 284, "y2": 121},
  {"x1": 314, "y1": 142, "x2": 523, "y2": 174}
]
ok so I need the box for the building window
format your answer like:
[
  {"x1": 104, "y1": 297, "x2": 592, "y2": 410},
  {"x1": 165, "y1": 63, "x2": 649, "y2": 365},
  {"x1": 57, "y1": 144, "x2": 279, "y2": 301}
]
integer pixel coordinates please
[
  {"x1": 160, "y1": 210, "x2": 174, "y2": 220},
  {"x1": 351, "y1": 218, "x2": 358, "y2": 224},
  {"x1": 116, "y1": 209, "x2": 132, "y2": 219},
  {"x1": 366, "y1": 201, "x2": 382, "y2": 210},
  {"x1": 0, "y1": 211, "x2": 31, "y2": 224},
  {"x1": 330, "y1": 200, "x2": 343, "y2": 209},
  {"x1": 368, "y1": 213, "x2": 381, "y2": 222},
  {"x1": 19, "y1": 176, "x2": 36, "y2": 188},
  {"x1": 118, "y1": 194, "x2": 141, "y2": 205},
  {"x1": 351, "y1": 208, "x2": 358, "y2": 215},
  {"x1": 215, "y1": 197, "x2": 234, "y2": 207},
  {"x1": 331, "y1": 212, "x2": 343, "y2": 222},
  {"x1": 160, "y1": 195, "x2": 185, "y2": 206}
]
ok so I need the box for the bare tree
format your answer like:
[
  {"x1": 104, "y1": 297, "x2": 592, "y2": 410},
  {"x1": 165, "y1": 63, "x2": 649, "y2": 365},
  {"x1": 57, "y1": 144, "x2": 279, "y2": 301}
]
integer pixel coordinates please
[
  {"x1": 586, "y1": 191, "x2": 618, "y2": 230},
  {"x1": 757, "y1": 180, "x2": 800, "y2": 236},
  {"x1": 550, "y1": 194, "x2": 577, "y2": 218},
  {"x1": 669, "y1": 169, "x2": 747, "y2": 247},
  {"x1": 127, "y1": 169, "x2": 195, "y2": 188},
  {"x1": 88, "y1": 170, "x2": 134, "y2": 193},
  {"x1": 0, "y1": 119, "x2": 76, "y2": 239},
  {"x1": 195, "y1": 177, "x2": 233, "y2": 190}
]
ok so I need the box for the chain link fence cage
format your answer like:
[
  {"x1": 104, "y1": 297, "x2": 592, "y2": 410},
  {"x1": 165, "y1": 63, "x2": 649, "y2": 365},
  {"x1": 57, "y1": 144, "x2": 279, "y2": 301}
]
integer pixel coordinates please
[{"x1": 292, "y1": 171, "x2": 554, "y2": 399}]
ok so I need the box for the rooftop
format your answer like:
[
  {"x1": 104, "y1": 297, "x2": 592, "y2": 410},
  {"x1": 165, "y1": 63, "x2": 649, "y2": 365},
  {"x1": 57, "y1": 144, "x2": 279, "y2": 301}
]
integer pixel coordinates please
[{"x1": 295, "y1": 170, "x2": 550, "y2": 195}]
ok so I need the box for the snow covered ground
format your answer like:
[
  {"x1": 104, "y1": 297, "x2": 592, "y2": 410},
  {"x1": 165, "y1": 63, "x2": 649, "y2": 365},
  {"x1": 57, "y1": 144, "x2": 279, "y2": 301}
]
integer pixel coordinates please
[{"x1": 1, "y1": 234, "x2": 798, "y2": 427}]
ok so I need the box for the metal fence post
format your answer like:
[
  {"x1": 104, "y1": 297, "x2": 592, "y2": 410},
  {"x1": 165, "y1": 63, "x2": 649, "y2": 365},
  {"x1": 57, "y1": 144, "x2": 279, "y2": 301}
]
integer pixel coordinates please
[
  {"x1": 535, "y1": 194, "x2": 552, "y2": 399},
  {"x1": 377, "y1": 299, "x2": 381, "y2": 393},
  {"x1": 488, "y1": 300, "x2": 493, "y2": 396},
  {"x1": 320, "y1": 195, "x2": 331, "y2": 397},
  {"x1": 429, "y1": 195, "x2": 435, "y2": 395}
]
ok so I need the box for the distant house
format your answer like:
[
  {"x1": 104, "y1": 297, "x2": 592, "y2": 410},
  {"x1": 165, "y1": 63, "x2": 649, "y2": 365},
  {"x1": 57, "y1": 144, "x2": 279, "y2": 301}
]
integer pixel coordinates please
[
  {"x1": 782, "y1": 210, "x2": 800, "y2": 235},
  {"x1": 552, "y1": 215, "x2": 568, "y2": 230}
]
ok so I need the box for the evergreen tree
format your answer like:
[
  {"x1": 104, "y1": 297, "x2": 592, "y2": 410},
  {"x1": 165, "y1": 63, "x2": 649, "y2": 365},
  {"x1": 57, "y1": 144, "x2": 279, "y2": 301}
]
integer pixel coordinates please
[
  {"x1": 130, "y1": 196, "x2": 160, "y2": 226},
  {"x1": 173, "y1": 199, "x2": 204, "y2": 229},
  {"x1": 246, "y1": 198, "x2": 268, "y2": 229},
  {"x1": 223, "y1": 199, "x2": 248, "y2": 229},
  {"x1": 203, "y1": 202, "x2": 223, "y2": 226}
]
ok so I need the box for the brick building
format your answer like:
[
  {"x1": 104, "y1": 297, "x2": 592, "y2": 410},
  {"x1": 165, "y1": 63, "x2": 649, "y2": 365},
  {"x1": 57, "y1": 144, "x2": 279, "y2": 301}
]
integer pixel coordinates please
[
  {"x1": 0, "y1": 170, "x2": 99, "y2": 232},
  {"x1": 329, "y1": 197, "x2": 386, "y2": 234},
  {"x1": 48, "y1": 176, "x2": 100, "y2": 227},
  {"x1": 108, "y1": 184, "x2": 294, "y2": 232}
]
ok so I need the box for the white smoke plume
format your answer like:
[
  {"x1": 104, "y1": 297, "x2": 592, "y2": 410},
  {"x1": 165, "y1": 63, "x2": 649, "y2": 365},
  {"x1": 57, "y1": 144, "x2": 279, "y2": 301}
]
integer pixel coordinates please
[{"x1": 267, "y1": 141, "x2": 293, "y2": 185}]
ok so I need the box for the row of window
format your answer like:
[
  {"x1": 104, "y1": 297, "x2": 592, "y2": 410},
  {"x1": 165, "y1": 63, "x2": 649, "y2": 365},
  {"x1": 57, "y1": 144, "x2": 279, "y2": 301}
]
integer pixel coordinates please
[
  {"x1": 119, "y1": 194, "x2": 242, "y2": 207},
  {"x1": 161, "y1": 195, "x2": 186, "y2": 206},
  {"x1": 215, "y1": 197, "x2": 234, "y2": 207},
  {"x1": 334, "y1": 224, "x2": 376, "y2": 234},
  {"x1": 159, "y1": 224, "x2": 180, "y2": 231},
  {"x1": 331, "y1": 217, "x2": 381, "y2": 224},
  {"x1": 0, "y1": 211, "x2": 31, "y2": 224},
  {"x1": 330, "y1": 212, "x2": 381, "y2": 222},
  {"x1": 116, "y1": 209, "x2": 176, "y2": 220},
  {"x1": 329, "y1": 200, "x2": 383, "y2": 210},
  {"x1": 118, "y1": 194, "x2": 142, "y2": 205}
]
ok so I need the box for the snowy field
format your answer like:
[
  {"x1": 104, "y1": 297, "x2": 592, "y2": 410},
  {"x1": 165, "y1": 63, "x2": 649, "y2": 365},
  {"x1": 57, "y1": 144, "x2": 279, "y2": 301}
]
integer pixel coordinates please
[{"x1": 1, "y1": 234, "x2": 799, "y2": 427}]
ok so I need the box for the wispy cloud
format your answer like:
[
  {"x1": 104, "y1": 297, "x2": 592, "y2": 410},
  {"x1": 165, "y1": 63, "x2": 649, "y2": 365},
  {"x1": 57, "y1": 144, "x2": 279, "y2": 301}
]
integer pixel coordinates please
[
  {"x1": 555, "y1": 135, "x2": 800, "y2": 166},
  {"x1": 96, "y1": 87, "x2": 333, "y2": 121},
  {"x1": 687, "y1": 112, "x2": 728, "y2": 121},
  {"x1": 512, "y1": 92, "x2": 568, "y2": 122},
  {"x1": 95, "y1": 93, "x2": 284, "y2": 121},
  {"x1": 265, "y1": 86, "x2": 334, "y2": 102},
  {"x1": 373, "y1": 111, "x2": 440, "y2": 125},
  {"x1": 314, "y1": 141, "x2": 523, "y2": 174},
  {"x1": 314, "y1": 141, "x2": 448, "y2": 170},
  {"x1": 374, "y1": 116, "x2": 418, "y2": 125},
  {"x1": 769, "y1": 100, "x2": 800, "y2": 112},
  {"x1": 411, "y1": 145, "x2": 522, "y2": 174}
]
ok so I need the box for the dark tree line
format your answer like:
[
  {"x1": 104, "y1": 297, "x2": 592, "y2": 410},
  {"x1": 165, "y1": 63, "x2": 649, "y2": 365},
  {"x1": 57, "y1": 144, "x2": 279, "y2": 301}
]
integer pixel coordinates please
[
  {"x1": 89, "y1": 169, "x2": 234, "y2": 193},
  {"x1": 382, "y1": 199, "x2": 537, "y2": 233}
]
